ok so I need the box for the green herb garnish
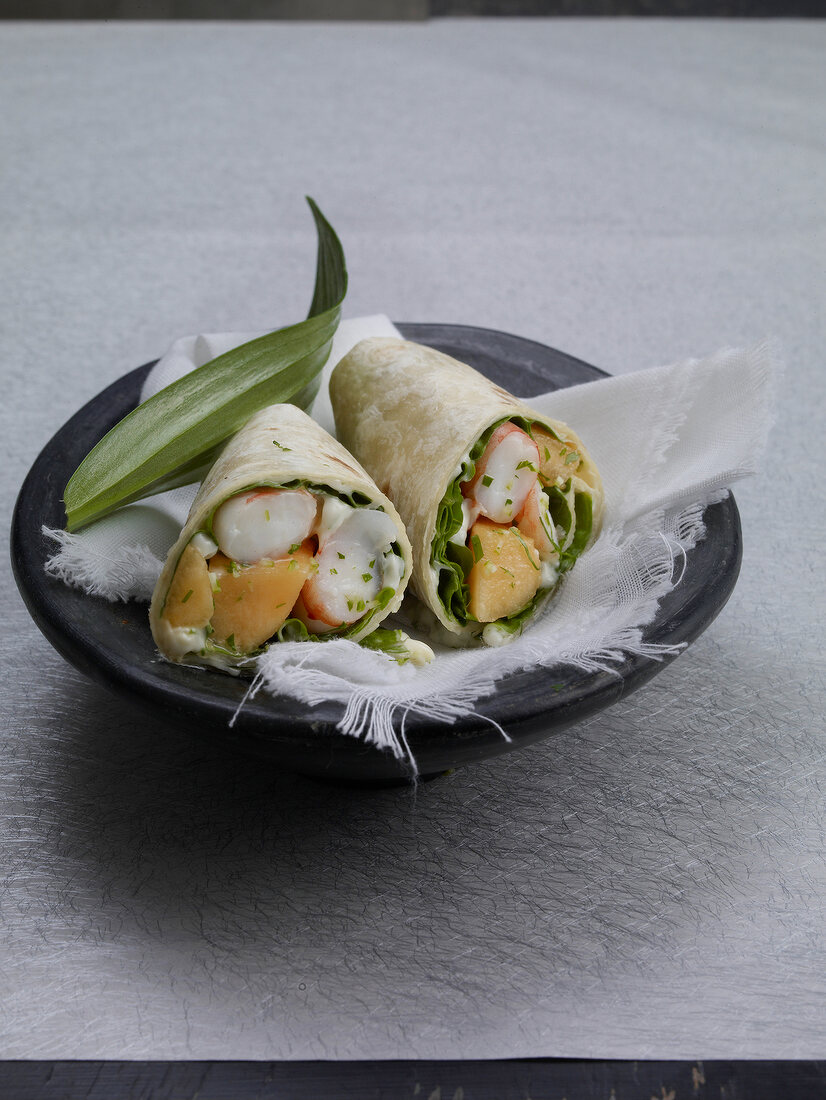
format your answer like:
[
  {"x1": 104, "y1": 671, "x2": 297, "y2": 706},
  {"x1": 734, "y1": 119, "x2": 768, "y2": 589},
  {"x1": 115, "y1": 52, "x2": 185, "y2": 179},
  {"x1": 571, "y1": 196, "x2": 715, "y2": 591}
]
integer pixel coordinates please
[
  {"x1": 360, "y1": 628, "x2": 413, "y2": 665},
  {"x1": 181, "y1": 589, "x2": 193, "y2": 603},
  {"x1": 512, "y1": 529, "x2": 540, "y2": 571},
  {"x1": 374, "y1": 586, "x2": 395, "y2": 609}
]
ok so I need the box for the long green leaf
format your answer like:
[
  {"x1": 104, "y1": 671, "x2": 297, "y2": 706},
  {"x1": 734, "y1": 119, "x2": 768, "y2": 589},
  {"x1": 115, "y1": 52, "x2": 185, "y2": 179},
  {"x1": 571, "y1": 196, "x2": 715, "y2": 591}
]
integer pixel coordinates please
[{"x1": 64, "y1": 196, "x2": 347, "y2": 532}]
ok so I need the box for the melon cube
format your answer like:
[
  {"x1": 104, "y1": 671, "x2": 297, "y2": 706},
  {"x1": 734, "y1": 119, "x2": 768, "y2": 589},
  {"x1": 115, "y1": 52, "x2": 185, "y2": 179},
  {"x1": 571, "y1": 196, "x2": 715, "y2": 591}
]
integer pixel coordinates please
[
  {"x1": 467, "y1": 518, "x2": 541, "y2": 623},
  {"x1": 208, "y1": 540, "x2": 315, "y2": 653},
  {"x1": 163, "y1": 542, "x2": 214, "y2": 629},
  {"x1": 533, "y1": 426, "x2": 582, "y2": 484}
]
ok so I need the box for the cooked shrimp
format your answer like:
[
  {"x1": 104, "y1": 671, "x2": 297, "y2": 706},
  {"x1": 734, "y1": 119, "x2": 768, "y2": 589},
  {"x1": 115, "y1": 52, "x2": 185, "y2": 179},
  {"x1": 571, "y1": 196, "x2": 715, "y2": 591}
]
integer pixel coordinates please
[
  {"x1": 212, "y1": 488, "x2": 317, "y2": 564},
  {"x1": 302, "y1": 508, "x2": 400, "y2": 628},
  {"x1": 464, "y1": 422, "x2": 540, "y2": 524}
]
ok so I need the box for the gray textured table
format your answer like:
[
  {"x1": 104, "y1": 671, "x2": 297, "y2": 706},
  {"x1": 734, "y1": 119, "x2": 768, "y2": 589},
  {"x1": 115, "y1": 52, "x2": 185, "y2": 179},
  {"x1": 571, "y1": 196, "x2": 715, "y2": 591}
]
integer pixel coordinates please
[{"x1": 2, "y1": 18, "x2": 824, "y2": 1060}]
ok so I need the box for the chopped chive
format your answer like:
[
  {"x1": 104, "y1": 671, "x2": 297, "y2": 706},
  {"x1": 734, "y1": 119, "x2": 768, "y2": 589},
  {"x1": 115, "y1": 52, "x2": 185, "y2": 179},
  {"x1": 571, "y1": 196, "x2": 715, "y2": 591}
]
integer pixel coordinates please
[
  {"x1": 346, "y1": 599, "x2": 353, "y2": 611},
  {"x1": 471, "y1": 534, "x2": 484, "y2": 562},
  {"x1": 276, "y1": 602, "x2": 286, "y2": 608},
  {"x1": 564, "y1": 451, "x2": 581, "y2": 465},
  {"x1": 516, "y1": 460, "x2": 537, "y2": 472},
  {"x1": 356, "y1": 599, "x2": 365, "y2": 611},
  {"x1": 375, "y1": 586, "x2": 395, "y2": 609},
  {"x1": 361, "y1": 572, "x2": 371, "y2": 583},
  {"x1": 272, "y1": 440, "x2": 292, "y2": 451},
  {"x1": 226, "y1": 633, "x2": 235, "y2": 648},
  {"x1": 288, "y1": 560, "x2": 297, "y2": 572},
  {"x1": 513, "y1": 530, "x2": 540, "y2": 570},
  {"x1": 337, "y1": 552, "x2": 345, "y2": 559},
  {"x1": 264, "y1": 510, "x2": 270, "y2": 522},
  {"x1": 329, "y1": 567, "x2": 338, "y2": 574},
  {"x1": 500, "y1": 566, "x2": 514, "y2": 578},
  {"x1": 481, "y1": 474, "x2": 493, "y2": 487},
  {"x1": 181, "y1": 589, "x2": 194, "y2": 604},
  {"x1": 544, "y1": 446, "x2": 551, "y2": 462},
  {"x1": 288, "y1": 542, "x2": 300, "y2": 554},
  {"x1": 228, "y1": 560, "x2": 240, "y2": 575},
  {"x1": 369, "y1": 559, "x2": 375, "y2": 569}
]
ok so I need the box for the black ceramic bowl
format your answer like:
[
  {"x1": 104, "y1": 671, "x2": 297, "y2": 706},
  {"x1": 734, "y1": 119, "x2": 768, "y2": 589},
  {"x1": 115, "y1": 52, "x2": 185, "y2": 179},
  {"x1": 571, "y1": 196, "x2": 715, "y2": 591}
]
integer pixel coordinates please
[{"x1": 11, "y1": 324, "x2": 741, "y2": 785}]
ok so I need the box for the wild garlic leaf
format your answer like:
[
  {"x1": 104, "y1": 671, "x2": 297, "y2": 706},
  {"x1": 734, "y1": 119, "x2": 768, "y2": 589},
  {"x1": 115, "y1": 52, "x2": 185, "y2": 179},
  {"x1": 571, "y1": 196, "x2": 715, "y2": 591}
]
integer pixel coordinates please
[{"x1": 64, "y1": 196, "x2": 347, "y2": 531}]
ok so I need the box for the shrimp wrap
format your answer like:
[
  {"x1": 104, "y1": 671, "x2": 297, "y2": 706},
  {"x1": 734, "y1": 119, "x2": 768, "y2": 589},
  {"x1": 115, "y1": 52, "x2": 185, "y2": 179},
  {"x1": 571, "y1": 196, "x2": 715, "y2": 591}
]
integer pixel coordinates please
[
  {"x1": 330, "y1": 338, "x2": 604, "y2": 646},
  {"x1": 150, "y1": 403, "x2": 413, "y2": 665}
]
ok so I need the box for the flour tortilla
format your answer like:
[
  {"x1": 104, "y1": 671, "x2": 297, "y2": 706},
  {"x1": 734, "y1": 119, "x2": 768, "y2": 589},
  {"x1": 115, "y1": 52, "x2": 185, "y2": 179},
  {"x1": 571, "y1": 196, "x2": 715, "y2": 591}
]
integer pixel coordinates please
[
  {"x1": 330, "y1": 337, "x2": 603, "y2": 639},
  {"x1": 150, "y1": 402, "x2": 412, "y2": 657}
]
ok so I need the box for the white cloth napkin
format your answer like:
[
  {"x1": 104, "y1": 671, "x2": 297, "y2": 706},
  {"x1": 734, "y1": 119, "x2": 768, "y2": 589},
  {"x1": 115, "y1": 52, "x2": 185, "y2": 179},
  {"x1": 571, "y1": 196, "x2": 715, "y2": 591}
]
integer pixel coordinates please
[{"x1": 45, "y1": 318, "x2": 777, "y2": 771}]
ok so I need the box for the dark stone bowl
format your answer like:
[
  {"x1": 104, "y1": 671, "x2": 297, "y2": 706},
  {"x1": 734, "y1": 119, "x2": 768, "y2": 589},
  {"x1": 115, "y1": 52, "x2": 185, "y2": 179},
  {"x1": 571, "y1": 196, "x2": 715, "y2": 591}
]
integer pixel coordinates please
[{"x1": 11, "y1": 324, "x2": 741, "y2": 785}]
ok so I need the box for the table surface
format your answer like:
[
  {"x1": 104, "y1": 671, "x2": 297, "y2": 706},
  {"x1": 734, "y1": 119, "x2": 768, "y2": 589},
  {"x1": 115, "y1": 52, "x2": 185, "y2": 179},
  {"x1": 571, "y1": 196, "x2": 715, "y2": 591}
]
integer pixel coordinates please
[{"x1": 2, "y1": 17, "x2": 824, "y2": 1062}]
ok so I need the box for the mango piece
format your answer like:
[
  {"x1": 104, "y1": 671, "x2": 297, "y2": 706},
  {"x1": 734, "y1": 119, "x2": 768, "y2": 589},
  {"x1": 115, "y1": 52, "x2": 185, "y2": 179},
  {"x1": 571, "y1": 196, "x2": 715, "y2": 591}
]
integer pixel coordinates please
[
  {"x1": 208, "y1": 540, "x2": 315, "y2": 653},
  {"x1": 163, "y1": 543, "x2": 214, "y2": 629},
  {"x1": 467, "y1": 518, "x2": 541, "y2": 623},
  {"x1": 533, "y1": 427, "x2": 583, "y2": 484}
]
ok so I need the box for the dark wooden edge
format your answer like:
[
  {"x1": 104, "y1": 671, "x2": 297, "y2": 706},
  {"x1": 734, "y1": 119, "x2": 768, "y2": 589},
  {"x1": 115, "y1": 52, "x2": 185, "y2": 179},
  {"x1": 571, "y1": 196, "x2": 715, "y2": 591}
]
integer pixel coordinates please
[{"x1": 0, "y1": 1059, "x2": 824, "y2": 1099}]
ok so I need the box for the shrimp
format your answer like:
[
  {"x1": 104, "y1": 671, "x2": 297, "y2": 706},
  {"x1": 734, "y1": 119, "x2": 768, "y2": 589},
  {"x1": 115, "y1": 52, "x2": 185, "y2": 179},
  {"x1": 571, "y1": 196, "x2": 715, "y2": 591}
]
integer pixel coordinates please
[
  {"x1": 464, "y1": 422, "x2": 540, "y2": 524},
  {"x1": 301, "y1": 507, "x2": 400, "y2": 628},
  {"x1": 212, "y1": 488, "x2": 317, "y2": 564}
]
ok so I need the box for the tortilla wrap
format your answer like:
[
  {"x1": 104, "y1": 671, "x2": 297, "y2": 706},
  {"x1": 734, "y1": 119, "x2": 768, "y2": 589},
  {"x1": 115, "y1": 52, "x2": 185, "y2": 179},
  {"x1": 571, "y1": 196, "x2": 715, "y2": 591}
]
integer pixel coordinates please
[
  {"x1": 150, "y1": 402, "x2": 412, "y2": 663},
  {"x1": 330, "y1": 337, "x2": 603, "y2": 643}
]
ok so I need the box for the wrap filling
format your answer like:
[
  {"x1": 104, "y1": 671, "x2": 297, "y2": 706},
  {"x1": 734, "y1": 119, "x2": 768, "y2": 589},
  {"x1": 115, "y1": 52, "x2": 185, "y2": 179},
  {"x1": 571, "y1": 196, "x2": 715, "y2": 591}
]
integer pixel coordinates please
[
  {"x1": 157, "y1": 481, "x2": 407, "y2": 662},
  {"x1": 432, "y1": 417, "x2": 597, "y2": 645}
]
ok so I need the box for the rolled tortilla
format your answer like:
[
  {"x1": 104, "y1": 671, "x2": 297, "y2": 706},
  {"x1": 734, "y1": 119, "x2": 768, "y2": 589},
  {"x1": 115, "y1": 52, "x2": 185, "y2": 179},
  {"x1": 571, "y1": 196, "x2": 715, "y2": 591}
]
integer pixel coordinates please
[
  {"x1": 330, "y1": 338, "x2": 604, "y2": 646},
  {"x1": 150, "y1": 403, "x2": 413, "y2": 665}
]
